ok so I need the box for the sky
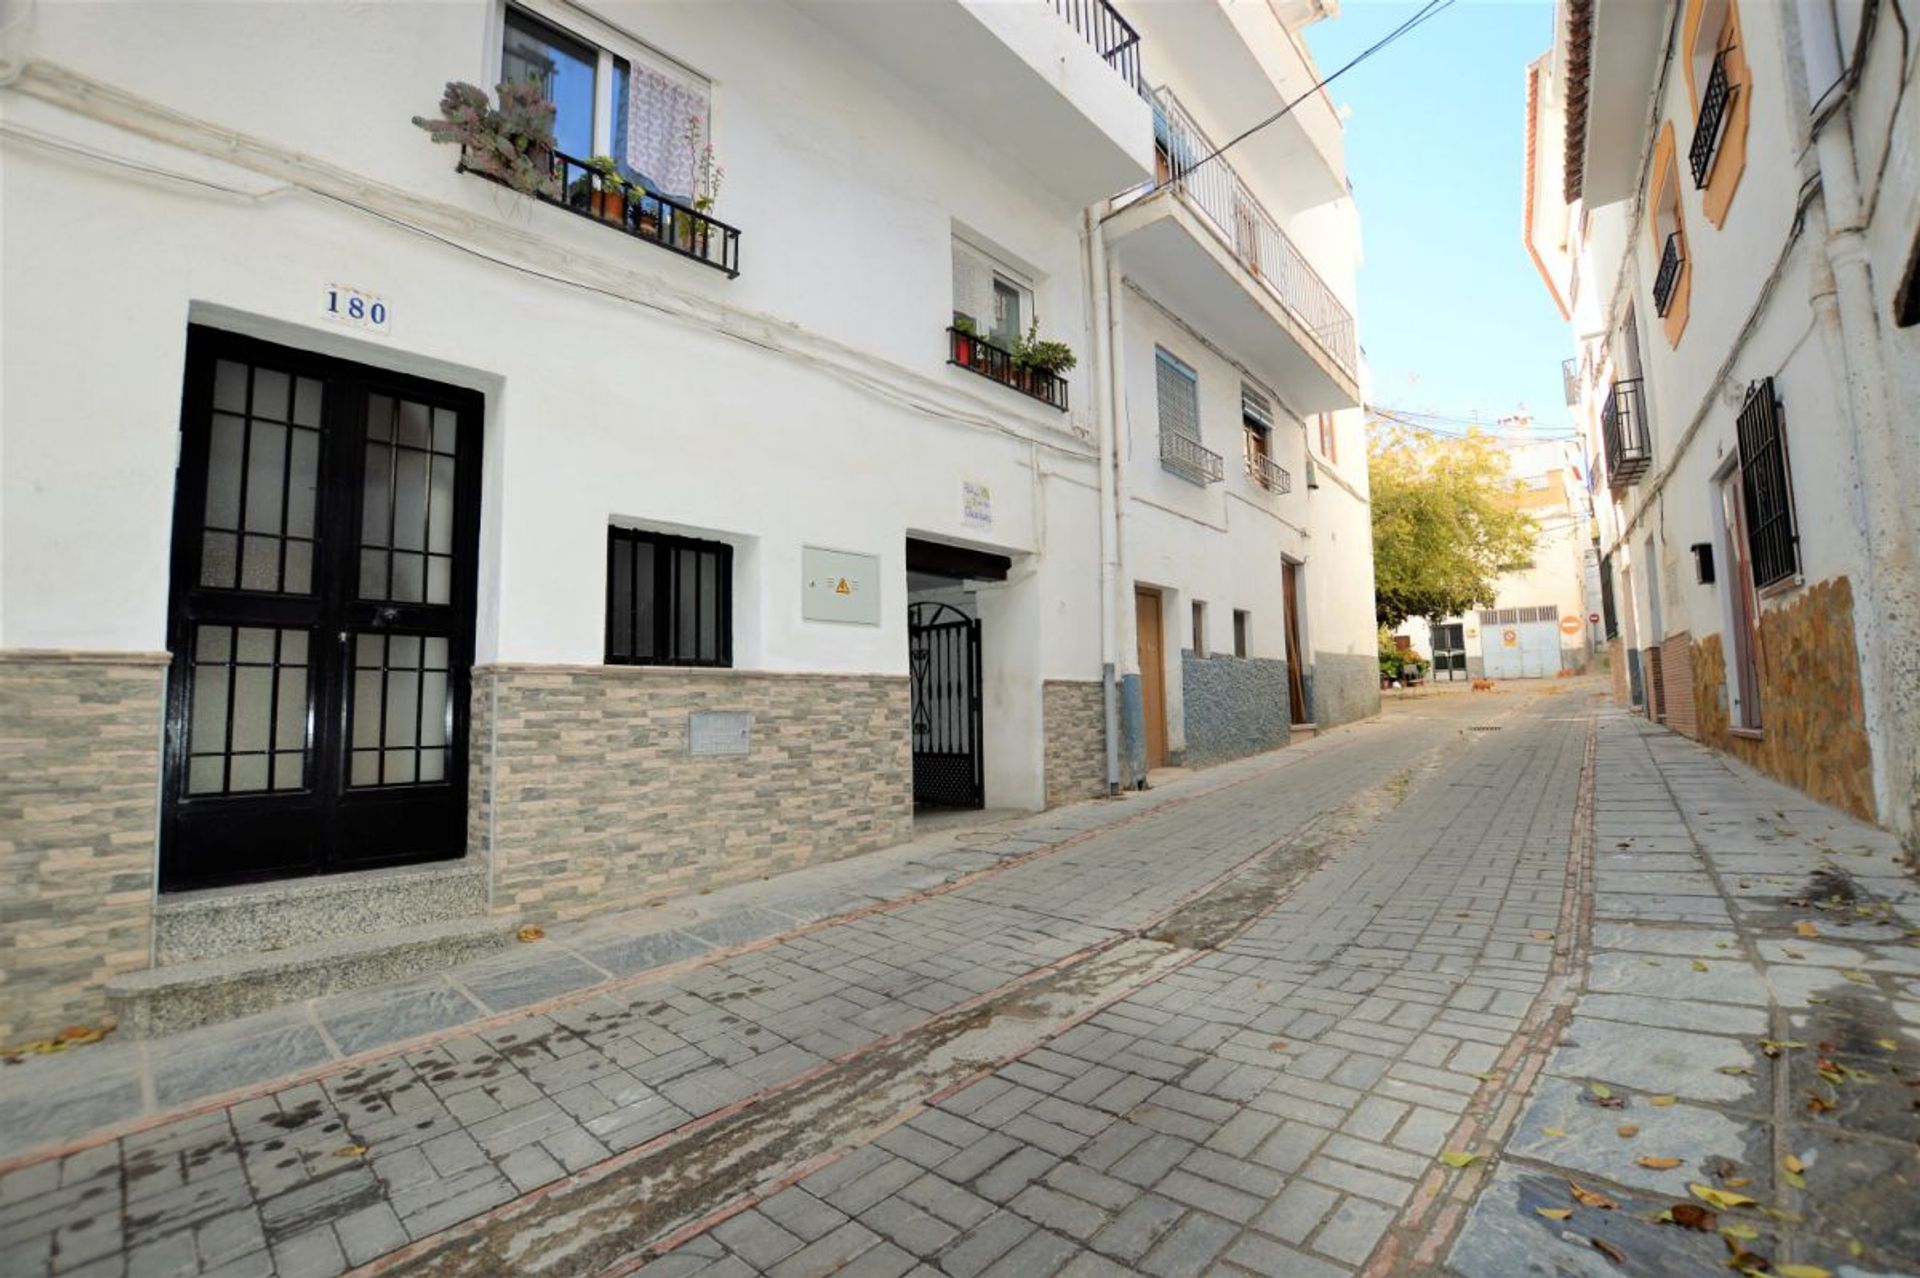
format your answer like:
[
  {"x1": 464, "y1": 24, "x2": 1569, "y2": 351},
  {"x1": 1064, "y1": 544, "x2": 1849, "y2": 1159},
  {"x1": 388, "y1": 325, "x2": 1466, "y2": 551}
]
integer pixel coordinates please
[{"x1": 1302, "y1": 0, "x2": 1577, "y2": 438}]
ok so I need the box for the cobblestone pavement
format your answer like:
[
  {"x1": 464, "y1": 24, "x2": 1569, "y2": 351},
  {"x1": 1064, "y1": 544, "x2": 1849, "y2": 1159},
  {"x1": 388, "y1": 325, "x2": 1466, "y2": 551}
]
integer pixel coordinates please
[{"x1": 2, "y1": 684, "x2": 1912, "y2": 1278}]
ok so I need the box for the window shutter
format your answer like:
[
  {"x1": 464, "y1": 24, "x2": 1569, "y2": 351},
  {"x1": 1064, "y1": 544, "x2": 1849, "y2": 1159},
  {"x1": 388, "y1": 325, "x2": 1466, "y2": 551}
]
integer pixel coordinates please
[
  {"x1": 1156, "y1": 350, "x2": 1200, "y2": 442},
  {"x1": 1240, "y1": 386, "x2": 1274, "y2": 432}
]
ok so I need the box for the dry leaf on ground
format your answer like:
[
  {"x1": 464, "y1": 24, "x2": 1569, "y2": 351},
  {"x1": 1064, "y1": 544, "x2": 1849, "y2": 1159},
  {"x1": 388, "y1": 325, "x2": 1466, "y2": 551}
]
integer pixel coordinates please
[
  {"x1": 1638, "y1": 1156, "x2": 1682, "y2": 1169},
  {"x1": 1569, "y1": 1183, "x2": 1618, "y2": 1210},
  {"x1": 516, "y1": 924, "x2": 546, "y2": 942}
]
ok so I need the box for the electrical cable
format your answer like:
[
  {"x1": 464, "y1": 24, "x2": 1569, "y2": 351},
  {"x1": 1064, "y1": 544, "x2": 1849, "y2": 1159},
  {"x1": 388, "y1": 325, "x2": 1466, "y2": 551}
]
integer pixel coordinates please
[{"x1": 1153, "y1": 0, "x2": 1460, "y2": 191}]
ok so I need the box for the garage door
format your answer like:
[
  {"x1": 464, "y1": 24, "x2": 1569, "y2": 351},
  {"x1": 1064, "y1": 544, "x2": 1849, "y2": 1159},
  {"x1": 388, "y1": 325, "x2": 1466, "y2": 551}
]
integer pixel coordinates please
[{"x1": 1479, "y1": 607, "x2": 1562, "y2": 680}]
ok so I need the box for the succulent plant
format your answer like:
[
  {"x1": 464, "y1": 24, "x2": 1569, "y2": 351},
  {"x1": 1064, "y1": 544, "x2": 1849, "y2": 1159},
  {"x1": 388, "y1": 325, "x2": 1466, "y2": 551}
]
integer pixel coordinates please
[{"x1": 413, "y1": 80, "x2": 560, "y2": 200}]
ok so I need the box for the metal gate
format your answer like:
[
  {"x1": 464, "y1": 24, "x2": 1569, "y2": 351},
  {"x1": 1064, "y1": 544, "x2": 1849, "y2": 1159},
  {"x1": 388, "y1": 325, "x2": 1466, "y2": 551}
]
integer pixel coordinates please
[{"x1": 908, "y1": 601, "x2": 982, "y2": 808}]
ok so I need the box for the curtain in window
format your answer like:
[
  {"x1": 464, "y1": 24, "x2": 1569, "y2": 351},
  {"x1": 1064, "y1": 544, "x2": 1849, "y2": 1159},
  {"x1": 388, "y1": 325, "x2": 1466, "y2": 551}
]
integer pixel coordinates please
[{"x1": 624, "y1": 65, "x2": 705, "y2": 200}]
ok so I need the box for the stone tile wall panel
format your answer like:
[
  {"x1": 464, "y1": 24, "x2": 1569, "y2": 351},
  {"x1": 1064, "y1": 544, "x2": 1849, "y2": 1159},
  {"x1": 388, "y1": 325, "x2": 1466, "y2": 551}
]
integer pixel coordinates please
[
  {"x1": 474, "y1": 666, "x2": 913, "y2": 922},
  {"x1": 1689, "y1": 576, "x2": 1874, "y2": 821},
  {"x1": 1042, "y1": 681, "x2": 1107, "y2": 807},
  {"x1": 0, "y1": 654, "x2": 165, "y2": 1042},
  {"x1": 1179, "y1": 653, "x2": 1290, "y2": 770}
]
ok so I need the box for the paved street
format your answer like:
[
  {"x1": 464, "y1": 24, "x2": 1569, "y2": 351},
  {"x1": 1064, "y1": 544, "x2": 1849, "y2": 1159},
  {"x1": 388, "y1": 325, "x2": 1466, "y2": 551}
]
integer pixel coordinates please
[{"x1": 2, "y1": 683, "x2": 1914, "y2": 1278}]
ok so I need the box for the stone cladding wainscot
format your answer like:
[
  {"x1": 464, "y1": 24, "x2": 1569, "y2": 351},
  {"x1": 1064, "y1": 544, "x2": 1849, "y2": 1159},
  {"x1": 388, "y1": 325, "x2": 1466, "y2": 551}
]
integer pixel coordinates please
[
  {"x1": 1042, "y1": 680, "x2": 1107, "y2": 806},
  {"x1": 0, "y1": 652, "x2": 166, "y2": 1043},
  {"x1": 1180, "y1": 652, "x2": 1290, "y2": 769},
  {"x1": 473, "y1": 665, "x2": 912, "y2": 922},
  {"x1": 1690, "y1": 576, "x2": 1875, "y2": 822}
]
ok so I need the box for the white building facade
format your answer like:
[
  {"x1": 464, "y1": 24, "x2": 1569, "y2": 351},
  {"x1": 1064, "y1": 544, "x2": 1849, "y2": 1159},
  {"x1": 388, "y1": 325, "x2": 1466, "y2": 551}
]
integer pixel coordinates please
[
  {"x1": 0, "y1": 0, "x2": 1375, "y2": 1042},
  {"x1": 1525, "y1": 0, "x2": 1920, "y2": 840}
]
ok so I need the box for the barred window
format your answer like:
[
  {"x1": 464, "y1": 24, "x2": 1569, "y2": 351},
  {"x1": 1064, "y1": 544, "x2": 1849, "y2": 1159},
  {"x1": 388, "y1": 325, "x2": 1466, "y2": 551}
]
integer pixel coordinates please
[
  {"x1": 606, "y1": 527, "x2": 732, "y2": 666},
  {"x1": 1735, "y1": 379, "x2": 1798, "y2": 589}
]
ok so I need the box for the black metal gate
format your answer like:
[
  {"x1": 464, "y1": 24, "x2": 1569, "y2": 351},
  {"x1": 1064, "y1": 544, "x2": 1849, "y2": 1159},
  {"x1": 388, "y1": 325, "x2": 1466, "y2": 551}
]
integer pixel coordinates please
[{"x1": 908, "y1": 601, "x2": 982, "y2": 808}]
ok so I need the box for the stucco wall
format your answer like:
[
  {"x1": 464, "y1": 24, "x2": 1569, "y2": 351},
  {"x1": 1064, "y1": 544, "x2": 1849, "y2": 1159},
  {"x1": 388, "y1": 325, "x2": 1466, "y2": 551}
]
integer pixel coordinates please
[
  {"x1": 0, "y1": 654, "x2": 165, "y2": 1043},
  {"x1": 1690, "y1": 577, "x2": 1874, "y2": 822},
  {"x1": 475, "y1": 666, "x2": 913, "y2": 922},
  {"x1": 1180, "y1": 652, "x2": 1291, "y2": 769},
  {"x1": 1311, "y1": 651, "x2": 1379, "y2": 728}
]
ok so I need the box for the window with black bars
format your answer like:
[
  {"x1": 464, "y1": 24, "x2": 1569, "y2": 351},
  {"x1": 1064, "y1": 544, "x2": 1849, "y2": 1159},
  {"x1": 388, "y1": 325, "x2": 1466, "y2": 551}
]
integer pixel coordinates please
[
  {"x1": 1735, "y1": 379, "x2": 1798, "y2": 589},
  {"x1": 606, "y1": 527, "x2": 732, "y2": 666}
]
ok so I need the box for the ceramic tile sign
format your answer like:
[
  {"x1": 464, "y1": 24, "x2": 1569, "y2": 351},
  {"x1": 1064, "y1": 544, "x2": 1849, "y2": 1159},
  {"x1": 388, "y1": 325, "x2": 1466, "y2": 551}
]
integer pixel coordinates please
[
  {"x1": 322, "y1": 284, "x2": 391, "y2": 335},
  {"x1": 961, "y1": 478, "x2": 992, "y2": 531},
  {"x1": 688, "y1": 711, "x2": 751, "y2": 757},
  {"x1": 802, "y1": 546, "x2": 880, "y2": 625}
]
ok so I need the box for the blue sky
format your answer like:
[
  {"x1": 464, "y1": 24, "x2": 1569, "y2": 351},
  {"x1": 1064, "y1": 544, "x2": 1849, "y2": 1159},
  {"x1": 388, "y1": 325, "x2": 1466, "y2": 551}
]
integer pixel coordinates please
[{"x1": 1302, "y1": 1, "x2": 1574, "y2": 434}]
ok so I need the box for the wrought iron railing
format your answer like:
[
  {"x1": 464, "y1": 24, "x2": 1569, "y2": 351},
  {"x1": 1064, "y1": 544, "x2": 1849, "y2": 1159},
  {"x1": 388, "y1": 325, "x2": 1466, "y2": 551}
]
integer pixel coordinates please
[
  {"x1": 1050, "y1": 0, "x2": 1144, "y2": 92},
  {"x1": 948, "y1": 327, "x2": 1070, "y2": 412},
  {"x1": 463, "y1": 147, "x2": 741, "y2": 277},
  {"x1": 1151, "y1": 89, "x2": 1357, "y2": 379},
  {"x1": 1561, "y1": 357, "x2": 1580, "y2": 407},
  {"x1": 1601, "y1": 377, "x2": 1652, "y2": 490},
  {"x1": 1689, "y1": 49, "x2": 1735, "y2": 189},
  {"x1": 1246, "y1": 450, "x2": 1292, "y2": 494},
  {"x1": 1652, "y1": 232, "x2": 1684, "y2": 316},
  {"x1": 1161, "y1": 430, "x2": 1223, "y2": 486}
]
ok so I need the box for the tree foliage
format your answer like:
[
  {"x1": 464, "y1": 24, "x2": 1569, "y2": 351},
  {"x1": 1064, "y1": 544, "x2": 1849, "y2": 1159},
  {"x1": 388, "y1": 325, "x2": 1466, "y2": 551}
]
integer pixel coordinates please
[{"x1": 1368, "y1": 423, "x2": 1539, "y2": 629}]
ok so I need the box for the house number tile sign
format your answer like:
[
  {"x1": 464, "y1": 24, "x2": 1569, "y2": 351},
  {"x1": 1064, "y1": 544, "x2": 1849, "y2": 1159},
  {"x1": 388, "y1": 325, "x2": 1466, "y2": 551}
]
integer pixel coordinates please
[
  {"x1": 322, "y1": 284, "x2": 392, "y2": 335},
  {"x1": 688, "y1": 712, "x2": 751, "y2": 757}
]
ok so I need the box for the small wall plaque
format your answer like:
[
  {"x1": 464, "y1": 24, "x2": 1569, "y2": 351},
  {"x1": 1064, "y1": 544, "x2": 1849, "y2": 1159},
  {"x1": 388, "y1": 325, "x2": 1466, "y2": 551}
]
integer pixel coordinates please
[{"x1": 688, "y1": 711, "x2": 751, "y2": 757}]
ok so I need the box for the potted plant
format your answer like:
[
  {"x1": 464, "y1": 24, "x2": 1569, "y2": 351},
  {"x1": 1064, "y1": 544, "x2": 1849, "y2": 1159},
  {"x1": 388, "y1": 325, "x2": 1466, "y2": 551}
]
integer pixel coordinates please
[
  {"x1": 413, "y1": 80, "x2": 560, "y2": 200},
  {"x1": 952, "y1": 314, "x2": 977, "y2": 366},
  {"x1": 568, "y1": 155, "x2": 636, "y2": 224},
  {"x1": 675, "y1": 115, "x2": 724, "y2": 257},
  {"x1": 1010, "y1": 318, "x2": 1077, "y2": 392}
]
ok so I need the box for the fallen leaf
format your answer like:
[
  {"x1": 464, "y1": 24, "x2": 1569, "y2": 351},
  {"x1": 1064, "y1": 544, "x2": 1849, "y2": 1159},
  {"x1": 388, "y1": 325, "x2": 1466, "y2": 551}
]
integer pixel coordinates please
[
  {"x1": 332, "y1": 1144, "x2": 368, "y2": 1158},
  {"x1": 1268, "y1": 1040, "x2": 1290, "y2": 1052},
  {"x1": 1782, "y1": 1155, "x2": 1805, "y2": 1175},
  {"x1": 516, "y1": 924, "x2": 546, "y2": 943},
  {"x1": 1806, "y1": 994, "x2": 1830, "y2": 1005},
  {"x1": 1806, "y1": 1094, "x2": 1837, "y2": 1115},
  {"x1": 1878, "y1": 1038, "x2": 1899, "y2": 1051},
  {"x1": 1589, "y1": 1236, "x2": 1626, "y2": 1266},
  {"x1": 1670, "y1": 1203, "x2": 1717, "y2": 1230},
  {"x1": 1438, "y1": 1151, "x2": 1483, "y2": 1168},
  {"x1": 1535, "y1": 1206, "x2": 1572, "y2": 1220},
  {"x1": 1848, "y1": 1240, "x2": 1865, "y2": 1257},
  {"x1": 1795, "y1": 921, "x2": 1820, "y2": 938},
  {"x1": 1650, "y1": 1094, "x2": 1677, "y2": 1107},
  {"x1": 1570, "y1": 1182, "x2": 1618, "y2": 1210},
  {"x1": 1719, "y1": 1223, "x2": 1758, "y2": 1240},
  {"x1": 1589, "y1": 1080, "x2": 1613, "y2": 1100},
  {"x1": 1719, "y1": 1065, "x2": 1754, "y2": 1076},
  {"x1": 1533, "y1": 930, "x2": 1554, "y2": 941},
  {"x1": 1782, "y1": 1169, "x2": 1806, "y2": 1189},
  {"x1": 1542, "y1": 1127, "x2": 1568, "y2": 1138},
  {"x1": 1471, "y1": 1071, "x2": 1502, "y2": 1081},
  {"x1": 1638, "y1": 1156, "x2": 1683, "y2": 1169},
  {"x1": 1691, "y1": 1184, "x2": 1757, "y2": 1209},
  {"x1": 1841, "y1": 969, "x2": 1872, "y2": 984},
  {"x1": 1776, "y1": 1267, "x2": 1832, "y2": 1278},
  {"x1": 1725, "y1": 1177, "x2": 1751, "y2": 1189},
  {"x1": 1617, "y1": 1124, "x2": 1640, "y2": 1138},
  {"x1": 1692, "y1": 960, "x2": 1710, "y2": 972}
]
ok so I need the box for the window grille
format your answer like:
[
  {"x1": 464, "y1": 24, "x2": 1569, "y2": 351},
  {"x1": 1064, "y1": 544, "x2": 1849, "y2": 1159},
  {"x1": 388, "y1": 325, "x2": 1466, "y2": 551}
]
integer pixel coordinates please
[
  {"x1": 1735, "y1": 379, "x2": 1798, "y2": 589},
  {"x1": 606, "y1": 527, "x2": 732, "y2": 666}
]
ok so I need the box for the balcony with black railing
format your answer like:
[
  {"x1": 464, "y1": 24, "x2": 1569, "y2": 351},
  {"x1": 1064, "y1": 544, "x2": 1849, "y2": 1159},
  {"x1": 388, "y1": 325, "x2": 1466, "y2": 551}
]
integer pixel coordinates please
[
  {"x1": 1161, "y1": 430, "x2": 1224, "y2": 486},
  {"x1": 1246, "y1": 450, "x2": 1292, "y2": 494},
  {"x1": 1689, "y1": 49, "x2": 1735, "y2": 189},
  {"x1": 462, "y1": 148, "x2": 741, "y2": 278},
  {"x1": 1652, "y1": 232, "x2": 1684, "y2": 317},
  {"x1": 948, "y1": 327, "x2": 1070, "y2": 412},
  {"x1": 1049, "y1": 0, "x2": 1143, "y2": 94},
  {"x1": 1601, "y1": 377, "x2": 1652, "y2": 491}
]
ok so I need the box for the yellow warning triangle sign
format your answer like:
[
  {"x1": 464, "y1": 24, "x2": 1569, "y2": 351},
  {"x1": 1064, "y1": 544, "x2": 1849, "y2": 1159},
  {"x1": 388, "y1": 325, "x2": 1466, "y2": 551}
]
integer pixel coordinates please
[{"x1": 835, "y1": 578, "x2": 851, "y2": 595}]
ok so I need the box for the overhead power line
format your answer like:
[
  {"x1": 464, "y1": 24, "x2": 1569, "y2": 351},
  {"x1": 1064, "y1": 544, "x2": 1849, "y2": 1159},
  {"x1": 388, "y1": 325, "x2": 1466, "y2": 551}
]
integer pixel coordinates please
[{"x1": 1158, "y1": 0, "x2": 1461, "y2": 190}]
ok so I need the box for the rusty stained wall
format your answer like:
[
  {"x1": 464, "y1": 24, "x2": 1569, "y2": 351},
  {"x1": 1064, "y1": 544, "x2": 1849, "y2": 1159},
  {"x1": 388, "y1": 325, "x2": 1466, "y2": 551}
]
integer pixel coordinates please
[{"x1": 1691, "y1": 576, "x2": 1874, "y2": 822}]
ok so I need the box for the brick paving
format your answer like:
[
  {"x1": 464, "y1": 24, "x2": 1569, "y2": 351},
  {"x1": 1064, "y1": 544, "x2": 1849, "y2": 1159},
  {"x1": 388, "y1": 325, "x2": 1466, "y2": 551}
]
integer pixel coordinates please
[{"x1": 5, "y1": 685, "x2": 1908, "y2": 1278}]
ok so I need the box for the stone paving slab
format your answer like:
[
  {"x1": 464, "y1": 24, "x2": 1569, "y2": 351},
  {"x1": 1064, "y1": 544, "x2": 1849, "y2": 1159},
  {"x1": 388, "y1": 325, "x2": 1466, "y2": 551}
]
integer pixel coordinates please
[{"x1": 1449, "y1": 710, "x2": 1920, "y2": 1278}]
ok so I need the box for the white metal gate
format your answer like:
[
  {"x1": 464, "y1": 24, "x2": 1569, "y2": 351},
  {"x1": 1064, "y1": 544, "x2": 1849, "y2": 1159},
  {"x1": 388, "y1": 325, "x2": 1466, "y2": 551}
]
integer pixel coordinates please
[{"x1": 1478, "y1": 607, "x2": 1562, "y2": 680}]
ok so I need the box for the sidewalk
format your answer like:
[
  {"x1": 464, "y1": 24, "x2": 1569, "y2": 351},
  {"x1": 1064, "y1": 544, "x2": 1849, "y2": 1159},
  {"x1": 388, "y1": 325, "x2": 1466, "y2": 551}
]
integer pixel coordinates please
[{"x1": 1447, "y1": 710, "x2": 1918, "y2": 1276}]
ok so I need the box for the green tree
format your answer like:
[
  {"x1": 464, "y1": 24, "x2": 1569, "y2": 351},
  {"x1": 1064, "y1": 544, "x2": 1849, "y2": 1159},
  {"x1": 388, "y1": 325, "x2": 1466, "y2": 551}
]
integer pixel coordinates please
[{"x1": 1368, "y1": 422, "x2": 1539, "y2": 630}]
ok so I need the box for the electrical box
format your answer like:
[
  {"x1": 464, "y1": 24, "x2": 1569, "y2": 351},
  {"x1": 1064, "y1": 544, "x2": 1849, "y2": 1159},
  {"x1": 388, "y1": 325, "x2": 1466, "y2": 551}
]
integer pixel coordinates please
[{"x1": 802, "y1": 546, "x2": 881, "y2": 625}]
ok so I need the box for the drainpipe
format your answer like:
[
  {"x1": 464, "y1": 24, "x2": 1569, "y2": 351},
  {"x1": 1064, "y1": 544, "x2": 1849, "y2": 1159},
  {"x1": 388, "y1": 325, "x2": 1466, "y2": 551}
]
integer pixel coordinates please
[
  {"x1": 1107, "y1": 238, "x2": 1138, "y2": 790},
  {"x1": 1087, "y1": 208, "x2": 1121, "y2": 795},
  {"x1": 1810, "y1": 73, "x2": 1920, "y2": 846}
]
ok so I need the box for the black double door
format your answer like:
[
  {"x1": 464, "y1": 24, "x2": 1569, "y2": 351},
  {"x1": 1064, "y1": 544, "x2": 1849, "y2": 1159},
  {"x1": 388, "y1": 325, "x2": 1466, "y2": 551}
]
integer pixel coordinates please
[{"x1": 160, "y1": 327, "x2": 483, "y2": 891}]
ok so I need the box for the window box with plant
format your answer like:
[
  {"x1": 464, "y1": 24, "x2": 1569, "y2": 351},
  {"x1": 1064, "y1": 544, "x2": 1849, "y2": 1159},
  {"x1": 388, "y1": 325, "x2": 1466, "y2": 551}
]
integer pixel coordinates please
[{"x1": 947, "y1": 316, "x2": 1075, "y2": 412}]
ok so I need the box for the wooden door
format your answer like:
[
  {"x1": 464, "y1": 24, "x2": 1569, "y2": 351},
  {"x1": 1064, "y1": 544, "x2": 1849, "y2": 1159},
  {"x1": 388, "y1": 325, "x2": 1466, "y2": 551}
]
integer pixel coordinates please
[
  {"x1": 1135, "y1": 589, "x2": 1168, "y2": 770},
  {"x1": 1282, "y1": 563, "x2": 1308, "y2": 724}
]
